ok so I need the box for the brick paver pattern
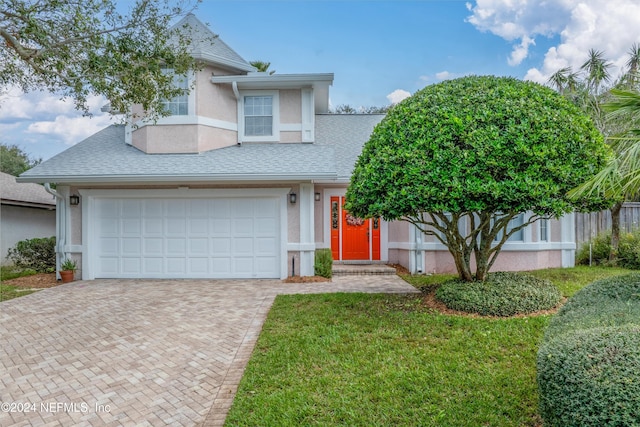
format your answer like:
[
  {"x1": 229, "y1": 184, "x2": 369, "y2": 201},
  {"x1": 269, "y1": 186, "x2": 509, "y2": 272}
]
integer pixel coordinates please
[{"x1": 0, "y1": 275, "x2": 418, "y2": 426}]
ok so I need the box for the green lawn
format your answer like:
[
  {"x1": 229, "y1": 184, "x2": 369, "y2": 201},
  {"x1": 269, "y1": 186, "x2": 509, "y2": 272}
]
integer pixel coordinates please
[
  {"x1": 0, "y1": 266, "x2": 39, "y2": 302},
  {"x1": 225, "y1": 266, "x2": 632, "y2": 427},
  {"x1": 0, "y1": 284, "x2": 37, "y2": 301}
]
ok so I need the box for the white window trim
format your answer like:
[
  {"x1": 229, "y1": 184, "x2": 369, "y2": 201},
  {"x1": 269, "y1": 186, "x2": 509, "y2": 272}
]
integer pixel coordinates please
[
  {"x1": 159, "y1": 70, "x2": 196, "y2": 118},
  {"x1": 238, "y1": 90, "x2": 280, "y2": 142}
]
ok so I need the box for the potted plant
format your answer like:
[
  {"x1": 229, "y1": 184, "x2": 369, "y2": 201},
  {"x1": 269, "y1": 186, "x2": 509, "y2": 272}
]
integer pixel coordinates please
[{"x1": 60, "y1": 258, "x2": 77, "y2": 283}]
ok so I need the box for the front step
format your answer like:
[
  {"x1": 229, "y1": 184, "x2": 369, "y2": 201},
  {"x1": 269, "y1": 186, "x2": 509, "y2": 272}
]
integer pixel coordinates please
[{"x1": 332, "y1": 264, "x2": 397, "y2": 276}]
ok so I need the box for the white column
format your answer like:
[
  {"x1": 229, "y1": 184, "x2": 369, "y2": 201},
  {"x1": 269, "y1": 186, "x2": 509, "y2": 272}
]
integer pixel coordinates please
[
  {"x1": 299, "y1": 183, "x2": 315, "y2": 276},
  {"x1": 561, "y1": 212, "x2": 576, "y2": 267}
]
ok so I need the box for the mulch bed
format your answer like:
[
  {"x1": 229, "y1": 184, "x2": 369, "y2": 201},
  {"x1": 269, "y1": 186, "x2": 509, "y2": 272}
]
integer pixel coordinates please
[{"x1": 1, "y1": 273, "x2": 61, "y2": 289}]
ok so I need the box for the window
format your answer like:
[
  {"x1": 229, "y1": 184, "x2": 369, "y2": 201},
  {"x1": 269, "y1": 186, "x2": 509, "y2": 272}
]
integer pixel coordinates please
[
  {"x1": 494, "y1": 213, "x2": 524, "y2": 242},
  {"x1": 539, "y1": 219, "x2": 549, "y2": 242},
  {"x1": 244, "y1": 95, "x2": 273, "y2": 136},
  {"x1": 161, "y1": 68, "x2": 189, "y2": 116},
  {"x1": 239, "y1": 91, "x2": 279, "y2": 142}
]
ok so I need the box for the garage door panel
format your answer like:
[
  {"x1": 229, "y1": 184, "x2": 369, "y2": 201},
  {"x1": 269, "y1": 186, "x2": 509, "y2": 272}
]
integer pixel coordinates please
[
  {"x1": 121, "y1": 200, "x2": 141, "y2": 217},
  {"x1": 212, "y1": 219, "x2": 231, "y2": 235},
  {"x1": 145, "y1": 218, "x2": 163, "y2": 234},
  {"x1": 143, "y1": 200, "x2": 163, "y2": 216},
  {"x1": 233, "y1": 218, "x2": 253, "y2": 235},
  {"x1": 94, "y1": 196, "x2": 281, "y2": 278},
  {"x1": 143, "y1": 238, "x2": 163, "y2": 254},
  {"x1": 99, "y1": 258, "x2": 118, "y2": 275},
  {"x1": 143, "y1": 258, "x2": 163, "y2": 274},
  {"x1": 122, "y1": 258, "x2": 141, "y2": 274},
  {"x1": 122, "y1": 238, "x2": 141, "y2": 254},
  {"x1": 167, "y1": 238, "x2": 186, "y2": 255},
  {"x1": 167, "y1": 218, "x2": 186, "y2": 235},
  {"x1": 189, "y1": 218, "x2": 208, "y2": 234},
  {"x1": 211, "y1": 238, "x2": 231, "y2": 254},
  {"x1": 167, "y1": 258, "x2": 186, "y2": 274},
  {"x1": 99, "y1": 238, "x2": 118, "y2": 254},
  {"x1": 234, "y1": 258, "x2": 254, "y2": 274},
  {"x1": 256, "y1": 237, "x2": 277, "y2": 254},
  {"x1": 189, "y1": 258, "x2": 209, "y2": 273},
  {"x1": 189, "y1": 238, "x2": 208, "y2": 255},
  {"x1": 166, "y1": 201, "x2": 186, "y2": 216},
  {"x1": 99, "y1": 218, "x2": 118, "y2": 235}
]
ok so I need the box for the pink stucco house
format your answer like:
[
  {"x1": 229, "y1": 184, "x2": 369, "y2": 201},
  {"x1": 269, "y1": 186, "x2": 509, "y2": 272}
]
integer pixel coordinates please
[{"x1": 18, "y1": 15, "x2": 576, "y2": 280}]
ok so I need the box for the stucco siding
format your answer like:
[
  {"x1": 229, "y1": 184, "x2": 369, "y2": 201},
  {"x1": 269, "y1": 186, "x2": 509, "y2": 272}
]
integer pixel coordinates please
[
  {"x1": 198, "y1": 66, "x2": 238, "y2": 123},
  {"x1": 1, "y1": 205, "x2": 56, "y2": 264},
  {"x1": 280, "y1": 89, "x2": 302, "y2": 124}
]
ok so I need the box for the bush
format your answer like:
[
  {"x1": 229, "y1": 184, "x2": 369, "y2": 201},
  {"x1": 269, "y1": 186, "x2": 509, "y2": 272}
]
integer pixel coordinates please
[
  {"x1": 6, "y1": 236, "x2": 56, "y2": 273},
  {"x1": 537, "y1": 326, "x2": 640, "y2": 427},
  {"x1": 435, "y1": 271, "x2": 561, "y2": 316},
  {"x1": 577, "y1": 229, "x2": 640, "y2": 269},
  {"x1": 537, "y1": 273, "x2": 640, "y2": 426},
  {"x1": 314, "y1": 249, "x2": 333, "y2": 279}
]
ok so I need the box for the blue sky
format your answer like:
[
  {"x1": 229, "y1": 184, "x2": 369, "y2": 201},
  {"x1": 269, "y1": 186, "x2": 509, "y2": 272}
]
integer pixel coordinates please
[{"x1": 1, "y1": 0, "x2": 639, "y2": 161}]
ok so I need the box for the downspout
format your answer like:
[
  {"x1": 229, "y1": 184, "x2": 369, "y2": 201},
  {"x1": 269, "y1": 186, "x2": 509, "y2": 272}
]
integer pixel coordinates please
[
  {"x1": 232, "y1": 81, "x2": 242, "y2": 146},
  {"x1": 44, "y1": 183, "x2": 66, "y2": 280}
]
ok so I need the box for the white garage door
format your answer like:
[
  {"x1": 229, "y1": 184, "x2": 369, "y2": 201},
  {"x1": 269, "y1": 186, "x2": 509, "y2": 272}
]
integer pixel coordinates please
[{"x1": 93, "y1": 197, "x2": 280, "y2": 278}]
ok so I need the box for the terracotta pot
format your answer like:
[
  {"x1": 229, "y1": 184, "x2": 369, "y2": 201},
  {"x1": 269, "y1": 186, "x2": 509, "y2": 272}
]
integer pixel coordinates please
[{"x1": 60, "y1": 270, "x2": 74, "y2": 283}]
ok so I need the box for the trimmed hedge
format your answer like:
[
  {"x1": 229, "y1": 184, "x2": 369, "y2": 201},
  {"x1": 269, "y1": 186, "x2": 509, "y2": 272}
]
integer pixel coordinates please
[
  {"x1": 537, "y1": 273, "x2": 640, "y2": 426},
  {"x1": 314, "y1": 248, "x2": 333, "y2": 279},
  {"x1": 435, "y1": 272, "x2": 561, "y2": 316}
]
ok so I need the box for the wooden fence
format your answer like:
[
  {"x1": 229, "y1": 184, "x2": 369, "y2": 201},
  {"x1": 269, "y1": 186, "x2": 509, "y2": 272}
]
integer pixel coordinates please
[{"x1": 575, "y1": 202, "x2": 640, "y2": 247}]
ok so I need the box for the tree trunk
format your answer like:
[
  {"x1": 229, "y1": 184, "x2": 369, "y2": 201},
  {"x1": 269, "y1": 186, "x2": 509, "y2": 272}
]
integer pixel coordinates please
[
  {"x1": 610, "y1": 201, "x2": 623, "y2": 263},
  {"x1": 450, "y1": 246, "x2": 474, "y2": 282}
]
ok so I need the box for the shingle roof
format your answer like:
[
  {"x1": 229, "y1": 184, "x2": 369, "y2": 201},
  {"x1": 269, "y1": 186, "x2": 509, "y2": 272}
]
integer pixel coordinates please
[
  {"x1": 315, "y1": 114, "x2": 384, "y2": 180},
  {"x1": 0, "y1": 172, "x2": 55, "y2": 206},
  {"x1": 18, "y1": 126, "x2": 337, "y2": 183},
  {"x1": 173, "y1": 14, "x2": 255, "y2": 73}
]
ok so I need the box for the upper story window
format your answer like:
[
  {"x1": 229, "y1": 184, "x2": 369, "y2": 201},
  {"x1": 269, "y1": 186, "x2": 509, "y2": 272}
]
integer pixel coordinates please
[
  {"x1": 161, "y1": 68, "x2": 189, "y2": 116},
  {"x1": 239, "y1": 90, "x2": 280, "y2": 142},
  {"x1": 244, "y1": 96, "x2": 273, "y2": 136}
]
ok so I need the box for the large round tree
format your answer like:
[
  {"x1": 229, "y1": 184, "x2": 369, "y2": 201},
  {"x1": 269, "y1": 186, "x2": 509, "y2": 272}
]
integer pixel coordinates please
[{"x1": 345, "y1": 75, "x2": 611, "y2": 281}]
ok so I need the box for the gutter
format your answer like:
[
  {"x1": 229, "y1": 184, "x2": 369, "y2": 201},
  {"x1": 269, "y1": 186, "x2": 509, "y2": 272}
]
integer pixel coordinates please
[
  {"x1": 17, "y1": 172, "x2": 339, "y2": 184},
  {"x1": 44, "y1": 184, "x2": 66, "y2": 280}
]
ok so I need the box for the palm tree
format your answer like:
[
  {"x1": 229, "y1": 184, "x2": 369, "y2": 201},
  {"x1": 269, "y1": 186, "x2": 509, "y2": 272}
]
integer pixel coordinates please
[
  {"x1": 547, "y1": 66, "x2": 579, "y2": 94},
  {"x1": 249, "y1": 60, "x2": 275, "y2": 75},
  {"x1": 580, "y1": 49, "x2": 613, "y2": 95},
  {"x1": 622, "y1": 43, "x2": 640, "y2": 88}
]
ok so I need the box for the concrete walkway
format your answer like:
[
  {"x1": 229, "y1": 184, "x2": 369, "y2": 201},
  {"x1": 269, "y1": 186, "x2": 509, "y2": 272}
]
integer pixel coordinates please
[{"x1": 0, "y1": 275, "x2": 418, "y2": 426}]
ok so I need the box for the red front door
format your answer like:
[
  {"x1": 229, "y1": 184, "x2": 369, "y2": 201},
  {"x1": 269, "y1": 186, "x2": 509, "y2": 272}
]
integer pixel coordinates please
[{"x1": 330, "y1": 196, "x2": 380, "y2": 261}]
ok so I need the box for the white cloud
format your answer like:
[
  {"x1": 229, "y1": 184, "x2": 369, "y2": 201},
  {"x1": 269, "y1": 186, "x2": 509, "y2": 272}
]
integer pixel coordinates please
[
  {"x1": 386, "y1": 89, "x2": 411, "y2": 104},
  {"x1": 467, "y1": 0, "x2": 640, "y2": 83},
  {"x1": 27, "y1": 114, "x2": 113, "y2": 145},
  {"x1": 508, "y1": 35, "x2": 535, "y2": 66},
  {"x1": 435, "y1": 71, "x2": 454, "y2": 80}
]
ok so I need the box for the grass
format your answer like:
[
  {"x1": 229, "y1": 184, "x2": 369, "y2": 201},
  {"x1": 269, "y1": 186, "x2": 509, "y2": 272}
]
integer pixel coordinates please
[
  {"x1": 225, "y1": 266, "x2": 632, "y2": 427},
  {"x1": 0, "y1": 266, "x2": 39, "y2": 302},
  {"x1": 0, "y1": 284, "x2": 37, "y2": 302}
]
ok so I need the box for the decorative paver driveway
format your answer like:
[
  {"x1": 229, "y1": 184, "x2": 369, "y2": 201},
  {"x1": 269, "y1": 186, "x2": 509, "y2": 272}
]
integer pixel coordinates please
[{"x1": 0, "y1": 276, "x2": 418, "y2": 426}]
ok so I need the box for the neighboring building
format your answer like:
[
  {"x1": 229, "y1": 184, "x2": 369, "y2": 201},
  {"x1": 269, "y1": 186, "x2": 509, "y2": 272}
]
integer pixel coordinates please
[
  {"x1": 1, "y1": 172, "x2": 56, "y2": 264},
  {"x1": 17, "y1": 15, "x2": 576, "y2": 279}
]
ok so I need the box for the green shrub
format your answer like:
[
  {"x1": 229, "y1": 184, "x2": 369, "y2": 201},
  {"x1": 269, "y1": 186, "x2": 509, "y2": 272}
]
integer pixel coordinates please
[
  {"x1": 537, "y1": 326, "x2": 640, "y2": 427},
  {"x1": 577, "y1": 229, "x2": 640, "y2": 269},
  {"x1": 543, "y1": 273, "x2": 640, "y2": 340},
  {"x1": 537, "y1": 273, "x2": 640, "y2": 426},
  {"x1": 6, "y1": 236, "x2": 56, "y2": 273},
  {"x1": 314, "y1": 249, "x2": 333, "y2": 279},
  {"x1": 435, "y1": 271, "x2": 561, "y2": 316}
]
